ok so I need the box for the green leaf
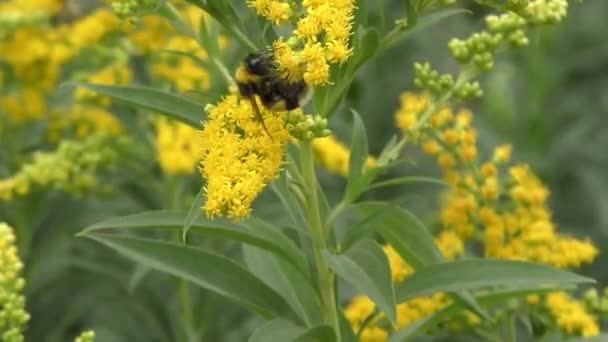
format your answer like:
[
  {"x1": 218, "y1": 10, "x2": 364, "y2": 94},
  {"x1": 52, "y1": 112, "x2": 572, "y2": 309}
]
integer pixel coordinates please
[
  {"x1": 395, "y1": 259, "x2": 594, "y2": 303},
  {"x1": 345, "y1": 110, "x2": 369, "y2": 200},
  {"x1": 249, "y1": 319, "x2": 335, "y2": 342},
  {"x1": 271, "y1": 169, "x2": 308, "y2": 230},
  {"x1": 81, "y1": 210, "x2": 309, "y2": 277},
  {"x1": 338, "y1": 308, "x2": 358, "y2": 342},
  {"x1": 379, "y1": 8, "x2": 470, "y2": 54},
  {"x1": 243, "y1": 245, "x2": 321, "y2": 327},
  {"x1": 82, "y1": 234, "x2": 293, "y2": 318},
  {"x1": 345, "y1": 203, "x2": 442, "y2": 268},
  {"x1": 182, "y1": 188, "x2": 205, "y2": 242},
  {"x1": 324, "y1": 239, "x2": 397, "y2": 325},
  {"x1": 350, "y1": 27, "x2": 381, "y2": 71},
  {"x1": 70, "y1": 84, "x2": 203, "y2": 127},
  {"x1": 389, "y1": 286, "x2": 564, "y2": 341}
]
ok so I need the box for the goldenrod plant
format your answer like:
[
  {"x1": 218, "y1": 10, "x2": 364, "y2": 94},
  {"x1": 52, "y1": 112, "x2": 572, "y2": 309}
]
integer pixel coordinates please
[{"x1": 1, "y1": 0, "x2": 607, "y2": 341}]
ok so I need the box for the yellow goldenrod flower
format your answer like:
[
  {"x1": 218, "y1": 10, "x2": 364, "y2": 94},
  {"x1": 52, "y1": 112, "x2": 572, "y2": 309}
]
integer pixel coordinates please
[
  {"x1": 312, "y1": 135, "x2": 377, "y2": 177},
  {"x1": 248, "y1": 0, "x2": 356, "y2": 85},
  {"x1": 155, "y1": 117, "x2": 200, "y2": 175},
  {"x1": 394, "y1": 91, "x2": 598, "y2": 269},
  {"x1": 0, "y1": 223, "x2": 29, "y2": 342},
  {"x1": 68, "y1": 9, "x2": 119, "y2": 49},
  {"x1": 546, "y1": 292, "x2": 599, "y2": 337},
  {"x1": 199, "y1": 95, "x2": 291, "y2": 220},
  {"x1": 125, "y1": 15, "x2": 173, "y2": 54},
  {"x1": 1, "y1": 86, "x2": 46, "y2": 124}
]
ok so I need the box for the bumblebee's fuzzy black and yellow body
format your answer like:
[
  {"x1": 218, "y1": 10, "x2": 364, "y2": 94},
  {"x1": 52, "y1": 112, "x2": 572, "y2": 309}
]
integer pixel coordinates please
[{"x1": 235, "y1": 50, "x2": 312, "y2": 137}]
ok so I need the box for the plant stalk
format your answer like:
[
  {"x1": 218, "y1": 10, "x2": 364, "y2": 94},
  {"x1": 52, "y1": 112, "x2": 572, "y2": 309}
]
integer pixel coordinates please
[{"x1": 300, "y1": 141, "x2": 341, "y2": 342}]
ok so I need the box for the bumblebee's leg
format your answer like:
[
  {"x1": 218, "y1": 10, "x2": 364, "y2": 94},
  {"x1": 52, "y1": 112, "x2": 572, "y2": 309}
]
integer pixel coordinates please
[{"x1": 248, "y1": 95, "x2": 274, "y2": 141}]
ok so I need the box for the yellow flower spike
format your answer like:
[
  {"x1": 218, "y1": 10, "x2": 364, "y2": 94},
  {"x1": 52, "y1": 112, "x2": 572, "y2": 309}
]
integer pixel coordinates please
[
  {"x1": 248, "y1": 0, "x2": 356, "y2": 83},
  {"x1": 155, "y1": 117, "x2": 200, "y2": 175},
  {"x1": 199, "y1": 95, "x2": 290, "y2": 220},
  {"x1": 546, "y1": 292, "x2": 599, "y2": 337}
]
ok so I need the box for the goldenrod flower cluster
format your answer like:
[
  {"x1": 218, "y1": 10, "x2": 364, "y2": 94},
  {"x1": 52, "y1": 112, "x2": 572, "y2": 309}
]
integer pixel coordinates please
[
  {"x1": 345, "y1": 235, "x2": 466, "y2": 341},
  {"x1": 0, "y1": 6, "x2": 120, "y2": 130},
  {"x1": 74, "y1": 330, "x2": 96, "y2": 342},
  {"x1": 542, "y1": 292, "x2": 599, "y2": 337},
  {"x1": 47, "y1": 105, "x2": 123, "y2": 142},
  {"x1": 249, "y1": 0, "x2": 356, "y2": 85},
  {"x1": 1, "y1": 86, "x2": 47, "y2": 124},
  {"x1": 312, "y1": 135, "x2": 377, "y2": 177},
  {"x1": 127, "y1": 6, "x2": 216, "y2": 92},
  {"x1": 199, "y1": 95, "x2": 291, "y2": 220},
  {"x1": 0, "y1": 134, "x2": 119, "y2": 201},
  {"x1": 395, "y1": 92, "x2": 598, "y2": 269},
  {"x1": 155, "y1": 117, "x2": 200, "y2": 175},
  {"x1": 0, "y1": 223, "x2": 29, "y2": 342}
]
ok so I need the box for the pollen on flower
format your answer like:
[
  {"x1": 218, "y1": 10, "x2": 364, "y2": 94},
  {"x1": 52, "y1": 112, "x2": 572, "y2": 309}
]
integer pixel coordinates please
[{"x1": 199, "y1": 95, "x2": 291, "y2": 220}]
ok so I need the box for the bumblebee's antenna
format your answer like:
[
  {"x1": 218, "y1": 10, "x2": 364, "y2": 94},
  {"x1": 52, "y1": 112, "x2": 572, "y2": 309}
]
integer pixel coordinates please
[{"x1": 248, "y1": 95, "x2": 274, "y2": 141}]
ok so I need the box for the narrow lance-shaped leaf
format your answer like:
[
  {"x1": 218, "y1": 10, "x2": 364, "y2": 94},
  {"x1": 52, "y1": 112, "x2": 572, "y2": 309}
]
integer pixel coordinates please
[
  {"x1": 243, "y1": 245, "x2": 321, "y2": 327},
  {"x1": 345, "y1": 110, "x2": 370, "y2": 201},
  {"x1": 249, "y1": 319, "x2": 335, "y2": 342},
  {"x1": 82, "y1": 210, "x2": 309, "y2": 278},
  {"x1": 81, "y1": 234, "x2": 294, "y2": 319},
  {"x1": 69, "y1": 83, "x2": 203, "y2": 127},
  {"x1": 324, "y1": 239, "x2": 397, "y2": 325},
  {"x1": 389, "y1": 286, "x2": 565, "y2": 341},
  {"x1": 395, "y1": 259, "x2": 595, "y2": 303}
]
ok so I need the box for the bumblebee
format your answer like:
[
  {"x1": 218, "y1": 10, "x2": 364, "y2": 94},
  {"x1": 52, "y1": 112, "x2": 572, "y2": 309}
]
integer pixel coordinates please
[{"x1": 235, "y1": 50, "x2": 312, "y2": 137}]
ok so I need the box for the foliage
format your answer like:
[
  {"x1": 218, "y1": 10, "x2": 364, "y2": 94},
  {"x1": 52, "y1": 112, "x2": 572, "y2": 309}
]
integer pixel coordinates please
[{"x1": 0, "y1": 0, "x2": 607, "y2": 341}]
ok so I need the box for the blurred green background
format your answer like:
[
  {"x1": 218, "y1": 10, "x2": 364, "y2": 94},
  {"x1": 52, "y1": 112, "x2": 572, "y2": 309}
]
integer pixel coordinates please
[{"x1": 1, "y1": 1, "x2": 607, "y2": 341}]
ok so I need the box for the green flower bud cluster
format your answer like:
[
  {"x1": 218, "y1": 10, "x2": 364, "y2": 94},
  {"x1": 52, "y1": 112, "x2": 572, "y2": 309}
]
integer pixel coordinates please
[
  {"x1": 286, "y1": 111, "x2": 331, "y2": 141},
  {"x1": 414, "y1": 63, "x2": 482, "y2": 100},
  {"x1": 0, "y1": 223, "x2": 29, "y2": 342},
  {"x1": 584, "y1": 288, "x2": 608, "y2": 316},
  {"x1": 74, "y1": 330, "x2": 95, "y2": 342},
  {"x1": 0, "y1": 134, "x2": 120, "y2": 201},
  {"x1": 111, "y1": 0, "x2": 158, "y2": 20},
  {"x1": 449, "y1": 13, "x2": 529, "y2": 71},
  {"x1": 0, "y1": 10, "x2": 48, "y2": 40},
  {"x1": 523, "y1": 0, "x2": 568, "y2": 24}
]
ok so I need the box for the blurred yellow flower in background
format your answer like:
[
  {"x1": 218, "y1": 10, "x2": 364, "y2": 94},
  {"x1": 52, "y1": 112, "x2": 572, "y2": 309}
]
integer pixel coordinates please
[{"x1": 155, "y1": 117, "x2": 200, "y2": 175}]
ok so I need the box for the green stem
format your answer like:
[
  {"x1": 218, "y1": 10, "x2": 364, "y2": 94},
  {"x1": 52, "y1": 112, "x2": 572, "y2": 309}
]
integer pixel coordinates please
[
  {"x1": 300, "y1": 141, "x2": 341, "y2": 342},
  {"x1": 166, "y1": 177, "x2": 196, "y2": 341}
]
